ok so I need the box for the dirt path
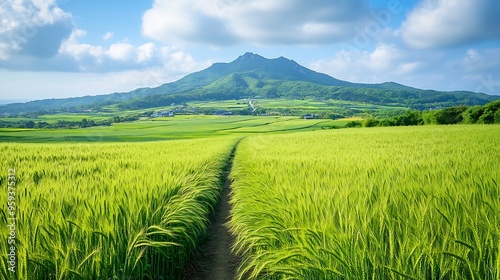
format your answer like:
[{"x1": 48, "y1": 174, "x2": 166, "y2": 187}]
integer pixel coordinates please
[{"x1": 183, "y1": 150, "x2": 239, "y2": 280}]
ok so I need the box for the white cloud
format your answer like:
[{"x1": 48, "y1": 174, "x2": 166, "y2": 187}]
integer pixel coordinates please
[
  {"x1": 400, "y1": 0, "x2": 500, "y2": 49},
  {"x1": 462, "y1": 48, "x2": 500, "y2": 72},
  {"x1": 106, "y1": 43, "x2": 135, "y2": 61},
  {"x1": 160, "y1": 48, "x2": 203, "y2": 74},
  {"x1": 0, "y1": 0, "x2": 210, "y2": 76},
  {"x1": 58, "y1": 29, "x2": 207, "y2": 74},
  {"x1": 102, "y1": 32, "x2": 114, "y2": 41},
  {"x1": 136, "y1": 43, "x2": 156, "y2": 63},
  {"x1": 365, "y1": 44, "x2": 404, "y2": 71},
  {"x1": 461, "y1": 48, "x2": 500, "y2": 94},
  {"x1": 142, "y1": 0, "x2": 367, "y2": 46},
  {"x1": 311, "y1": 44, "x2": 424, "y2": 82},
  {"x1": 310, "y1": 45, "x2": 500, "y2": 94},
  {"x1": 59, "y1": 29, "x2": 104, "y2": 63},
  {"x1": 0, "y1": 0, "x2": 72, "y2": 58}
]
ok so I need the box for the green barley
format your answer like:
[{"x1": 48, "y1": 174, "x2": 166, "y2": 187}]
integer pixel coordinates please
[
  {"x1": 0, "y1": 137, "x2": 239, "y2": 279},
  {"x1": 229, "y1": 125, "x2": 500, "y2": 279}
]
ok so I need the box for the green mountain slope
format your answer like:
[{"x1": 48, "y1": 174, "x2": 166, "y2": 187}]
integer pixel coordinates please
[{"x1": 1, "y1": 52, "x2": 498, "y2": 115}]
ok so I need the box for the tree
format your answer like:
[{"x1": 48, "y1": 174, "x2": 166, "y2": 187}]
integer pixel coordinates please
[
  {"x1": 377, "y1": 118, "x2": 395, "y2": 126},
  {"x1": 495, "y1": 110, "x2": 500, "y2": 124},
  {"x1": 477, "y1": 99, "x2": 500, "y2": 124},
  {"x1": 81, "y1": 118, "x2": 88, "y2": 128},
  {"x1": 344, "y1": 121, "x2": 362, "y2": 128},
  {"x1": 393, "y1": 110, "x2": 423, "y2": 126},
  {"x1": 362, "y1": 117, "x2": 379, "y2": 127},
  {"x1": 36, "y1": 122, "x2": 50, "y2": 128},
  {"x1": 326, "y1": 113, "x2": 344, "y2": 120},
  {"x1": 422, "y1": 111, "x2": 438, "y2": 125},
  {"x1": 25, "y1": 120, "x2": 35, "y2": 128},
  {"x1": 423, "y1": 106, "x2": 467, "y2": 125},
  {"x1": 462, "y1": 106, "x2": 483, "y2": 124}
]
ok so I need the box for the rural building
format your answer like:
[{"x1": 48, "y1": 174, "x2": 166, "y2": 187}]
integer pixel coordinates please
[
  {"x1": 151, "y1": 111, "x2": 174, "y2": 117},
  {"x1": 302, "y1": 114, "x2": 316, "y2": 119}
]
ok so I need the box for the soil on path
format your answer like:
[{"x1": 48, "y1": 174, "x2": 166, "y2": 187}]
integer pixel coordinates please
[{"x1": 183, "y1": 155, "x2": 239, "y2": 280}]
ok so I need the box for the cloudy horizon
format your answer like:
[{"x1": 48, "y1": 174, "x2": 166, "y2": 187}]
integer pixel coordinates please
[{"x1": 1, "y1": 0, "x2": 500, "y2": 102}]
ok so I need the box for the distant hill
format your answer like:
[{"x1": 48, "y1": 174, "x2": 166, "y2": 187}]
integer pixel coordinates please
[
  {"x1": 1, "y1": 52, "x2": 498, "y2": 115},
  {"x1": 0, "y1": 99, "x2": 30, "y2": 105}
]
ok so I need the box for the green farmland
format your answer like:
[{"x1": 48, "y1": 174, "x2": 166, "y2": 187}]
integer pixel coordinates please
[
  {"x1": 0, "y1": 115, "x2": 356, "y2": 142},
  {"x1": 186, "y1": 99, "x2": 407, "y2": 116},
  {"x1": 229, "y1": 125, "x2": 500, "y2": 279},
  {"x1": 1, "y1": 121, "x2": 499, "y2": 279},
  {"x1": 0, "y1": 137, "x2": 239, "y2": 279}
]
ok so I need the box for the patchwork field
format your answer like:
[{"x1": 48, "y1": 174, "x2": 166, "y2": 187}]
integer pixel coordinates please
[
  {"x1": 186, "y1": 99, "x2": 407, "y2": 113},
  {"x1": 1, "y1": 124, "x2": 499, "y2": 279},
  {"x1": 0, "y1": 115, "x2": 354, "y2": 142}
]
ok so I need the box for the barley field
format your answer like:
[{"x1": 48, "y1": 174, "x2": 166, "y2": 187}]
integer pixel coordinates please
[
  {"x1": 229, "y1": 125, "x2": 500, "y2": 279},
  {"x1": 2, "y1": 124, "x2": 499, "y2": 279},
  {"x1": 0, "y1": 137, "x2": 238, "y2": 279}
]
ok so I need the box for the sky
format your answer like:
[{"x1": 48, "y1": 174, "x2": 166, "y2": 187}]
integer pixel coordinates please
[{"x1": 1, "y1": 0, "x2": 500, "y2": 102}]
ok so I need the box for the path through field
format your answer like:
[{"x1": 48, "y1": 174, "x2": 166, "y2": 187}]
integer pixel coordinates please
[{"x1": 184, "y1": 147, "x2": 239, "y2": 280}]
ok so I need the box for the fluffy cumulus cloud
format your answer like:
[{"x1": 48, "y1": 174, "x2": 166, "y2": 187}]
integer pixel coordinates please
[
  {"x1": 310, "y1": 45, "x2": 500, "y2": 94},
  {"x1": 137, "y1": 42, "x2": 156, "y2": 63},
  {"x1": 0, "y1": 0, "x2": 72, "y2": 59},
  {"x1": 310, "y1": 44, "x2": 427, "y2": 83},
  {"x1": 56, "y1": 29, "x2": 104, "y2": 70},
  {"x1": 58, "y1": 30, "x2": 208, "y2": 75},
  {"x1": 400, "y1": 0, "x2": 500, "y2": 49},
  {"x1": 142, "y1": 0, "x2": 368, "y2": 45},
  {"x1": 0, "y1": 0, "x2": 206, "y2": 77},
  {"x1": 106, "y1": 43, "x2": 135, "y2": 61}
]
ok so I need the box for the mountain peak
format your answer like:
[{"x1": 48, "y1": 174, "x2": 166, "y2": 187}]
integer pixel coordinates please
[
  {"x1": 203, "y1": 52, "x2": 349, "y2": 86},
  {"x1": 238, "y1": 52, "x2": 293, "y2": 63},
  {"x1": 238, "y1": 52, "x2": 265, "y2": 61}
]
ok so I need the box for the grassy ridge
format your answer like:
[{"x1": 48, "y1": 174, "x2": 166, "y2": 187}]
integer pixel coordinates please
[
  {"x1": 0, "y1": 137, "x2": 239, "y2": 279},
  {"x1": 229, "y1": 125, "x2": 500, "y2": 279}
]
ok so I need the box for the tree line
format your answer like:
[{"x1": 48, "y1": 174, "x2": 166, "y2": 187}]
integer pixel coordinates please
[
  {"x1": 0, "y1": 115, "x2": 141, "y2": 129},
  {"x1": 360, "y1": 99, "x2": 500, "y2": 127}
]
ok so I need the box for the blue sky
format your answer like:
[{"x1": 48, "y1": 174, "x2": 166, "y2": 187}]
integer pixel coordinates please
[{"x1": 1, "y1": 0, "x2": 500, "y2": 101}]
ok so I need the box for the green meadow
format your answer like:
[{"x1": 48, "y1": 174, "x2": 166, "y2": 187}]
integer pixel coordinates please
[{"x1": 0, "y1": 115, "x2": 355, "y2": 142}]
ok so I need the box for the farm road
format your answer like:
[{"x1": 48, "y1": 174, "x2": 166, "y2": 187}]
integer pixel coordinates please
[{"x1": 184, "y1": 142, "x2": 240, "y2": 280}]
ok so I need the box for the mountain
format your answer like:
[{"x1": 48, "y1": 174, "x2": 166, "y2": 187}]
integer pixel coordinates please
[
  {"x1": 1, "y1": 52, "x2": 498, "y2": 115},
  {"x1": 127, "y1": 52, "x2": 353, "y2": 96}
]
